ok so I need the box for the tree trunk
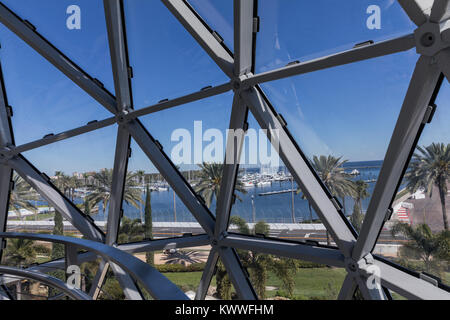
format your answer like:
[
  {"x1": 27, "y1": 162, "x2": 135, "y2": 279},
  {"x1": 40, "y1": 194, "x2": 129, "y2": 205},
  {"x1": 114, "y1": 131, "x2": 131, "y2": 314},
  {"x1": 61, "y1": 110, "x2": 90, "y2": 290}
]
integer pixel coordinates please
[{"x1": 438, "y1": 184, "x2": 448, "y2": 231}]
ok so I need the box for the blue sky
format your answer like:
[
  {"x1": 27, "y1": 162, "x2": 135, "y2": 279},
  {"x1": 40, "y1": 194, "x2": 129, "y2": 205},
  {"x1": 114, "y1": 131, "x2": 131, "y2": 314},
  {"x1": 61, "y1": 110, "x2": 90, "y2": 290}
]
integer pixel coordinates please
[{"x1": 0, "y1": 0, "x2": 448, "y2": 175}]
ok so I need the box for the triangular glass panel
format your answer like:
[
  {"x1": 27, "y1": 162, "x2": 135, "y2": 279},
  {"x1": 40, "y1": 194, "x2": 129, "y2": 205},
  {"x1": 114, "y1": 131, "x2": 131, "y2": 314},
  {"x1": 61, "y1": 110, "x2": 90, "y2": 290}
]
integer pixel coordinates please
[
  {"x1": 21, "y1": 125, "x2": 118, "y2": 234},
  {"x1": 258, "y1": 51, "x2": 417, "y2": 234},
  {"x1": 374, "y1": 81, "x2": 450, "y2": 287},
  {"x1": 227, "y1": 112, "x2": 338, "y2": 247},
  {"x1": 123, "y1": 0, "x2": 229, "y2": 109},
  {"x1": 118, "y1": 133, "x2": 212, "y2": 244},
  {"x1": 138, "y1": 91, "x2": 234, "y2": 214},
  {"x1": 0, "y1": 25, "x2": 113, "y2": 146},
  {"x1": 0, "y1": 0, "x2": 114, "y2": 92},
  {"x1": 255, "y1": 0, "x2": 415, "y2": 73},
  {"x1": 188, "y1": 0, "x2": 234, "y2": 51}
]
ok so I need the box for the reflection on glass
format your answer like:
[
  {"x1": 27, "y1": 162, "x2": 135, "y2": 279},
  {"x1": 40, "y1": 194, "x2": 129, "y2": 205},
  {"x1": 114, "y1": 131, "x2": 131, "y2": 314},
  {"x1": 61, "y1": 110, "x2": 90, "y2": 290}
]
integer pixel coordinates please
[
  {"x1": 188, "y1": 0, "x2": 234, "y2": 51},
  {"x1": 123, "y1": 0, "x2": 228, "y2": 109},
  {"x1": 374, "y1": 83, "x2": 450, "y2": 287},
  {"x1": 0, "y1": 25, "x2": 112, "y2": 146},
  {"x1": 258, "y1": 51, "x2": 416, "y2": 234},
  {"x1": 0, "y1": 0, "x2": 114, "y2": 92},
  {"x1": 228, "y1": 113, "x2": 338, "y2": 246},
  {"x1": 255, "y1": 0, "x2": 414, "y2": 73},
  {"x1": 21, "y1": 125, "x2": 118, "y2": 233}
]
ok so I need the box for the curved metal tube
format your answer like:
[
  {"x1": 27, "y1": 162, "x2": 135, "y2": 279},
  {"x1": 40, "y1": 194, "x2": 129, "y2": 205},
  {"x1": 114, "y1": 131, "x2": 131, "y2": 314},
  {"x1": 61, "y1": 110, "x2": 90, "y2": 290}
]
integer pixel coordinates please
[
  {"x1": 0, "y1": 265, "x2": 92, "y2": 300},
  {"x1": 0, "y1": 232, "x2": 188, "y2": 300}
]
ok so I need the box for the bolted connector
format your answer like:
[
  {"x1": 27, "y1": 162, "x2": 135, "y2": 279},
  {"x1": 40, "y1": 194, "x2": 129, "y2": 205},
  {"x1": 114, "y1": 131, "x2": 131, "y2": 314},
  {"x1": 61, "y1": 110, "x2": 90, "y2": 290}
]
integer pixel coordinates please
[
  {"x1": 127, "y1": 66, "x2": 134, "y2": 79},
  {"x1": 6, "y1": 106, "x2": 13, "y2": 117},
  {"x1": 331, "y1": 197, "x2": 342, "y2": 211},
  {"x1": 384, "y1": 208, "x2": 393, "y2": 222},
  {"x1": 93, "y1": 78, "x2": 104, "y2": 88},
  {"x1": 422, "y1": 104, "x2": 436, "y2": 124},
  {"x1": 253, "y1": 17, "x2": 260, "y2": 33},
  {"x1": 154, "y1": 140, "x2": 163, "y2": 151},
  {"x1": 212, "y1": 31, "x2": 223, "y2": 44},
  {"x1": 23, "y1": 20, "x2": 36, "y2": 31},
  {"x1": 276, "y1": 113, "x2": 287, "y2": 127},
  {"x1": 420, "y1": 272, "x2": 439, "y2": 287},
  {"x1": 41, "y1": 173, "x2": 51, "y2": 182},
  {"x1": 353, "y1": 40, "x2": 374, "y2": 48}
]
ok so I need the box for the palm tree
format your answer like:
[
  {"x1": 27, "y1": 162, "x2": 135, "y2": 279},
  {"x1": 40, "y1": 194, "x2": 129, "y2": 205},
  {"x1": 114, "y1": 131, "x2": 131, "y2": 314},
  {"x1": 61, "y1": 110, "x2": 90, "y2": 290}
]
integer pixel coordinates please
[
  {"x1": 310, "y1": 155, "x2": 356, "y2": 244},
  {"x1": 118, "y1": 217, "x2": 144, "y2": 244},
  {"x1": 53, "y1": 171, "x2": 71, "y2": 196},
  {"x1": 351, "y1": 180, "x2": 370, "y2": 232},
  {"x1": 9, "y1": 173, "x2": 38, "y2": 221},
  {"x1": 404, "y1": 143, "x2": 449, "y2": 231},
  {"x1": 194, "y1": 162, "x2": 247, "y2": 208},
  {"x1": 85, "y1": 169, "x2": 142, "y2": 221},
  {"x1": 391, "y1": 222, "x2": 449, "y2": 274},
  {"x1": 3, "y1": 238, "x2": 49, "y2": 267},
  {"x1": 228, "y1": 216, "x2": 298, "y2": 299}
]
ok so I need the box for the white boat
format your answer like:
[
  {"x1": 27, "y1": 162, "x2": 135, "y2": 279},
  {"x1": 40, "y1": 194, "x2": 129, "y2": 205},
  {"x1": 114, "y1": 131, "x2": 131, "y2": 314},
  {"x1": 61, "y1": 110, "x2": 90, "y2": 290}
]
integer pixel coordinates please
[
  {"x1": 350, "y1": 169, "x2": 360, "y2": 175},
  {"x1": 158, "y1": 187, "x2": 169, "y2": 192},
  {"x1": 257, "y1": 181, "x2": 271, "y2": 187},
  {"x1": 242, "y1": 181, "x2": 255, "y2": 188}
]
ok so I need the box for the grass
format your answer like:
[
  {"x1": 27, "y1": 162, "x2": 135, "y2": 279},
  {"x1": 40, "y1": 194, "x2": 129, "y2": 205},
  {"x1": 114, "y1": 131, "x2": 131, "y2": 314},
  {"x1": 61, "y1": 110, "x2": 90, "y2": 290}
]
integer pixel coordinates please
[
  {"x1": 265, "y1": 267, "x2": 346, "y2": 299},
  {"x1": 162, "y1": 267, "x2": 347, "y2": 300},
  {"x1": 162, "y1": 271, "x2": 216, "y2": 293}
]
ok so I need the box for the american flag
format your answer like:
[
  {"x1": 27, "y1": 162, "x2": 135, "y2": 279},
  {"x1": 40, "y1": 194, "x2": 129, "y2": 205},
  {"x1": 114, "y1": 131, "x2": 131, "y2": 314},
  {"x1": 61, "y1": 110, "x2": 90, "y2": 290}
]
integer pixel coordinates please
[{"x1": 396, "y1": 207, "x2": 411, "y2": 224}]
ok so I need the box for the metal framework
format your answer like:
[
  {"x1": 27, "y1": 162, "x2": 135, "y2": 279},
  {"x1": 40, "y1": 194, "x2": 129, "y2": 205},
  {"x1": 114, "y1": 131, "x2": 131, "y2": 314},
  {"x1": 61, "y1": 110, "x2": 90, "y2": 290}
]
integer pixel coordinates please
[{"x1": 0, "y1": 0, "x2": 448, "y2": 300}]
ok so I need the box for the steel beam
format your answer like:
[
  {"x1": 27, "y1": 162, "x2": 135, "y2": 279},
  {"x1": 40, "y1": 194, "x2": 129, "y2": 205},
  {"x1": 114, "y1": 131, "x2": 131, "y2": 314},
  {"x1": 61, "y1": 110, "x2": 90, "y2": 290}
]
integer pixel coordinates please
[
  {"x1": 214, "y1": 95, "x2": 248, "y2": 238},
  {"x1": 8, "y1": 156, "x2": 105, "y2": 241},
  {"x1": 0, "y1": 232, "x2": 188, "y2": 300},
  {"x1": 241, "y1": 87, "x2": 356, "y2": 257},
  {"x1": 88, "y1": 259, "x2": 109, "y2": 299},
  {"x1": 10, "y1": 82, "x2": 231, "y2": 156},
  {"x1": 0, "y1": 2, "x2": 117, "y2": 113},
  {"x1": 106, "y1": 127, "x2": 131, "y2": 245},
  {"x1": 234, "y1": 0, "x2": 255, "y2": 76},
  {"x1": 11, "y1": 117, "x2": 116, "y2": 155},
  {"x1": 104, "y1": 0, "x2": 133, "y2": 111},
  {"x1": 161, "y1": 0, "x2": 234, "y2": 78},
  {"x1": 0, "y1": 251, "x2": 97, "y2": 287},
  {"x1": 0, "y1": 61, "x2": 13, "y2": 261},
  {"x1": 0, "y1": 265, "x2": 92, "y2": 300},
  {"x1": 221, "y1": 233, "x2": 346, "y2": 267},
  {"x1": 430, "y1": 0, "x2": 450, "y2": 22},
  {"x1": 244, "y1": 34, "x2": 415, "y2": 86},
  {"x1": 195, "y1": 248, "x2": 219, "y2": 300},
  {"x1": 355, "y1": 275, "x2": 387, "y2": 300},
  {"x1": 369, "y1": 259, "x2": 450, "y2": 300},
  {"x1": 219, "y1": 247, "x2": 257, "y2": 300},
  {"x1": 352, "y1": 56, "x2": 441, "y2": 262},
  {"x1": 118, "y1": 234, "x2": 211, "y2": 254},
  {"x1": 65, "y1": 244, "x2": 78, "y2": 269},
  {"x1": 126, "y1": 120, "x2": 216, "y2": 235},
  {"x1": 129, "y1": 82, "x2": 232, "y2": 119},
  {"x1": 103, "y1": 0, "x2": 143, "y2": 299},
  {"x1": 109, "y1": 261, "x2": 143, "y2": 300},
  {"x1": 399, "y1": 0, "x2": 433, "y2": 26},
  {"x1": 338, "y1": 275, "x2": 357, "y2": 300}
]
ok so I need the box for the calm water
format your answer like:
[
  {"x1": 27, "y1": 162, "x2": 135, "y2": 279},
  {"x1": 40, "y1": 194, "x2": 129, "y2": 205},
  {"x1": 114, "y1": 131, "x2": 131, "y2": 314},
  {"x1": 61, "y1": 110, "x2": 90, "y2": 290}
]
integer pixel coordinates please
[{"x1": 90, "y1": 160, "x2": 385, "y2": 224}]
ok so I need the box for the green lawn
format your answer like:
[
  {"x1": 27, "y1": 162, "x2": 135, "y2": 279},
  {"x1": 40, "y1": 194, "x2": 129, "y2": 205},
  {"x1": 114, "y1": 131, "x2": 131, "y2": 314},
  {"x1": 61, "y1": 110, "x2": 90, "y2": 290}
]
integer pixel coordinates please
[{"x1": 163, "y1": 267, "x2": 347, "y2": 300}]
